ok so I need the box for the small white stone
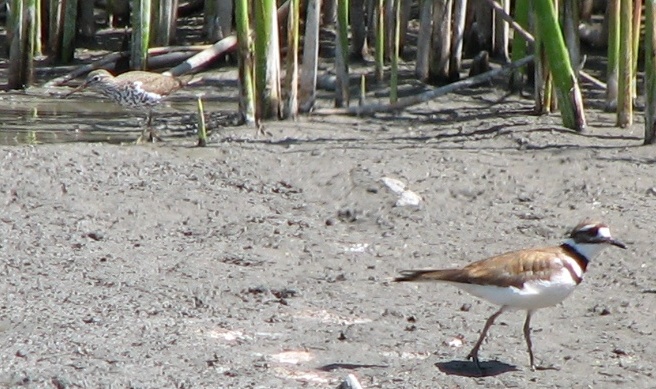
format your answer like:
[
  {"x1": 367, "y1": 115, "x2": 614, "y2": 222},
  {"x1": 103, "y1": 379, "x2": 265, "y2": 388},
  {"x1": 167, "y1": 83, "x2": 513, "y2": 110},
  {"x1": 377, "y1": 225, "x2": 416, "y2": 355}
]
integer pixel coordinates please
[
  {"x1": 447, "y1": 337, "x2": 463, "y2": 348},
  {"x1": 396, "y1": 190, "x2": 422, "y2": 207},
  {"x1": 381, "y1": 177, "x2": 406, "y2": 194}
]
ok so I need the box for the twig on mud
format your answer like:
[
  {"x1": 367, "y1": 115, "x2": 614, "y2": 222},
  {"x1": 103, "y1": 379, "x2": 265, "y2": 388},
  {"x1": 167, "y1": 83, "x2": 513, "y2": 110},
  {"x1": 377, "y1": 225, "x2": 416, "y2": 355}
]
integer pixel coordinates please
[{"x1": 312, "y1": 55, "x2": 535, "y2": 116}]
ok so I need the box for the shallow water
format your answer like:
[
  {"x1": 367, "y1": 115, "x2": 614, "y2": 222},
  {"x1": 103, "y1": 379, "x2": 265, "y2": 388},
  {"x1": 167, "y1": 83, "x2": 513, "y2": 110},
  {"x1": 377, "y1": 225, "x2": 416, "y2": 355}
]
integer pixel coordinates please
[{"x1": 0, "y1": 86, "x2": 234, "y2": 145}]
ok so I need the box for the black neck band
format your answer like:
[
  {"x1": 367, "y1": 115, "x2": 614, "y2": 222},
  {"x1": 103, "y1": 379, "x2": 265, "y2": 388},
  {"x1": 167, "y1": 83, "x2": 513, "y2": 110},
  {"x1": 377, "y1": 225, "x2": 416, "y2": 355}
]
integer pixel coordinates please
[{"x1": 561, "y1": 243, "x2": 589, "y2": 272}]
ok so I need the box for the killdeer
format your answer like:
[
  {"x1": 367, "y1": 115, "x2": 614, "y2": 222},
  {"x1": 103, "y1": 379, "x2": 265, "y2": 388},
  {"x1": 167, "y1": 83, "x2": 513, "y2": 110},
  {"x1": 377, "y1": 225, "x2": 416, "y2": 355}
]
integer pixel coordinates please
[{"x1": 395, "y1": 220, "x2": 626, "y2": 370}]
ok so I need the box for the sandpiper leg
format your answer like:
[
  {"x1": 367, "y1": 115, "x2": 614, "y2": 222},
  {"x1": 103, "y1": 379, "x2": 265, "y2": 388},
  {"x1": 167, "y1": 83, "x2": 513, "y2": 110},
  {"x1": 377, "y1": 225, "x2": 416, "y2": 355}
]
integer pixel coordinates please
[
  {"x1": 467, "y1": 306, "x2": 506, "y2": 369},
  {"x1": 136, "y1": 111, "x2": 162, "y2": 143}
]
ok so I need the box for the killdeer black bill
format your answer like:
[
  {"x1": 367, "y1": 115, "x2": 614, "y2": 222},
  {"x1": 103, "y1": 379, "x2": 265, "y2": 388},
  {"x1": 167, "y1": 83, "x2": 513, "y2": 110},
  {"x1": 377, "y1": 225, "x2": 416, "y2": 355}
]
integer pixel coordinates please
[{"x1": 395, "y1": 220, "x2": 626, "y2": 370}]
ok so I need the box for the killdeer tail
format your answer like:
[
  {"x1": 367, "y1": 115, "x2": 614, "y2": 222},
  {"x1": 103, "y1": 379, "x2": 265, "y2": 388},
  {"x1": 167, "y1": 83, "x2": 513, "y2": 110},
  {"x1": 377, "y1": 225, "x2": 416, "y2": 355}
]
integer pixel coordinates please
[{"x1": 394, "y1": 269, "x2": 463, "y2": 283}]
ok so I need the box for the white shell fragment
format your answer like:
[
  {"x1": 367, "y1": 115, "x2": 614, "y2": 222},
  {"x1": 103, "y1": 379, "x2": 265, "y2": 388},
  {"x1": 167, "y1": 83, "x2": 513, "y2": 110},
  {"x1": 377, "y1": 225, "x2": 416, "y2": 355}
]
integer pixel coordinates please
[
  {"x1": 381, "y1": 176, "x2": 422, "y2": 207},
  {"x1": 446, "y1": 337, "x2": 464, "y2": 348},
  {"x1": 381, "y1": 177, "x2": 406, "y2": 194},
  {"x1": 397, "y1": 190, "x2": 422, "y2": 207}
]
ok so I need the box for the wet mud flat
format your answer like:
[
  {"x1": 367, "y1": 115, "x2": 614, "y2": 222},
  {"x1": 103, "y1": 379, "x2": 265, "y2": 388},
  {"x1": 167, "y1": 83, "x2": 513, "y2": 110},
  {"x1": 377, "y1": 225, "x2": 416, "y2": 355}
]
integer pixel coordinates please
[{"x1": 1, "y1": 85, "x2": 655, "y2": 388}]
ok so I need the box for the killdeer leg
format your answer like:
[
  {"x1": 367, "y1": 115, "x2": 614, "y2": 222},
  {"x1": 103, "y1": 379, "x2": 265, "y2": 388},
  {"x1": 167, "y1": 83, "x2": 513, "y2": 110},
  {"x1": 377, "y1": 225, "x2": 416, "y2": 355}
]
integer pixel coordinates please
[
  {"x1": 523, "y1": 310, "x2": 535, "y2": 370},
  {"x1": 467, "y1": 306, "x2": 506, "y2": 368},
  {"x1": 524, "y1": 311, "x2": 559, "y2": 371}
]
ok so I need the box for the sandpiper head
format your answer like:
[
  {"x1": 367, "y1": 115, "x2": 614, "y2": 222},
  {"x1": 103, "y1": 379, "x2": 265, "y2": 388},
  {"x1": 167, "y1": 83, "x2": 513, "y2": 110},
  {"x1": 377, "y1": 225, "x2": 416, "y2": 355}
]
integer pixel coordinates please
[
  {"x1": 81, "y1": 69, "x2": 114, "y2": 89},
  {"x1": 569, "y1": 220, "x2": 626, "y2": 249},
  {"x1": 65, "y1": 69, "x2": 114, "y2": 98}
]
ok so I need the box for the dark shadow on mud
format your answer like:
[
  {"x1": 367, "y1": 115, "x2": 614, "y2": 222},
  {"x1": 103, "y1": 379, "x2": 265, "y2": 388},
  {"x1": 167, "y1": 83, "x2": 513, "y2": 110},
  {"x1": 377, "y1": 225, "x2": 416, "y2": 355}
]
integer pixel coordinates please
[
  {"x1": 316, "y1": 363, "x2": 389, "y2": 372},
  {"x1": 435, "y1": 359, "x2": 518, "y2": 377},
  {"x1": 217, "y1": 124, "x2": 641, "y2": 152},
  {"x1": 589, "y1": 156, "x2": 656, "y2": 165}
]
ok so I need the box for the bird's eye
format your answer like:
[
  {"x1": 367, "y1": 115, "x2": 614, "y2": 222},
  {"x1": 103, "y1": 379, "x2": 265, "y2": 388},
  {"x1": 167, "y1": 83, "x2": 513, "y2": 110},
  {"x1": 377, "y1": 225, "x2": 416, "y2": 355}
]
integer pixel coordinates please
[{"x1": 92, "y1": 75, "x2": 101, "y2": 81}]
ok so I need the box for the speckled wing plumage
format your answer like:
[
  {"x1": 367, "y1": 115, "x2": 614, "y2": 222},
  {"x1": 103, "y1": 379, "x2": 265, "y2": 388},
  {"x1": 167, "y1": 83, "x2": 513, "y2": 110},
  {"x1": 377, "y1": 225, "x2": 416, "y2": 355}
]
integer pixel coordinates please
[{"x1": 114, "y1": 71, "x2": 184, "y2": 97}]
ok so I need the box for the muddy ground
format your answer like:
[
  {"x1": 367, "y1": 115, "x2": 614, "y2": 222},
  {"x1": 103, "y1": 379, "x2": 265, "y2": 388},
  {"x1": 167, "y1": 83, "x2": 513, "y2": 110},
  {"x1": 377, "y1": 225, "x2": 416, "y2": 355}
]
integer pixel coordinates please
[{"x1": 1, "y1": 74, "x2": 656, "y2": 389}]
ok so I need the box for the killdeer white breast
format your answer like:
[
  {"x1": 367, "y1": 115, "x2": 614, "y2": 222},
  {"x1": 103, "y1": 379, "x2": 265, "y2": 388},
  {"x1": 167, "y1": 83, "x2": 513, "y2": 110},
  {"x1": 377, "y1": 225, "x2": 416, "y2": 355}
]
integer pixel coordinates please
[{"x1": 395, "y1": 220, "x2": 626, "y2": 370}]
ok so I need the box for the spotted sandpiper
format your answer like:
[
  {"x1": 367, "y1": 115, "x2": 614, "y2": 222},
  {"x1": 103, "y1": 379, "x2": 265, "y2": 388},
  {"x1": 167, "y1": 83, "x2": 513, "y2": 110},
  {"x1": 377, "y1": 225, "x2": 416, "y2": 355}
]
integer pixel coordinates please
[{"x1": 66, "y1": 69, "x2": 188, "y2": 142}]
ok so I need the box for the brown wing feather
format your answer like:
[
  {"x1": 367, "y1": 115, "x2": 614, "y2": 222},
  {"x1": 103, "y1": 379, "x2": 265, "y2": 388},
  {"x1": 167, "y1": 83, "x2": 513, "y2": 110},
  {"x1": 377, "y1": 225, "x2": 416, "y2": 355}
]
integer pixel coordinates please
[
  {"x1": 116, "y1": 71, "x2": 184, "y2": 96},
  {"x1": 395, "y1": 246, "x2": 567, "y2": 288}
]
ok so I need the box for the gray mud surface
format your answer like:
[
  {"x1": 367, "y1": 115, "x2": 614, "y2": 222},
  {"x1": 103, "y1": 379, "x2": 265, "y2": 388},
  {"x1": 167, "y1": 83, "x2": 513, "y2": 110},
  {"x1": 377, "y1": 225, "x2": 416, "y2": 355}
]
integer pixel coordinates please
[{"x1": 1, "y1": 87, "x2": 655, "y2": 388}]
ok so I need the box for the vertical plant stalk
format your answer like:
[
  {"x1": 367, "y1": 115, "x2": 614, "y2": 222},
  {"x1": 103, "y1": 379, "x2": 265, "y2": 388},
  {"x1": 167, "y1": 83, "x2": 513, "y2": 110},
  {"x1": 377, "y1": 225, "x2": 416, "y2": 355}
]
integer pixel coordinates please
[
  {"x1": 384, "y1": 0, "x2": 393, "y2": 58},
  {"x1": 398, "y1": 0, "x2": 411, "y2": 54},
  {"x1": 78, "y1": 0, "x2": 96, "y2": 39},
  {"x1": 60, "y1": 0, "x2": 78, "y2": 62},
  {"x1": 197, "y1": 97, "x2": 207, "y2": 147},
  {"x1": 217, "y1": 0, "x2": 233, "y2": 39},
  {"x1": 375, "y1": 0, "x2": 384, "y2": 82},
  {"x1": 151, "y1": 0, "x2": 162, "y2": 44},
  {"x1": 390, "y1": 0, "x2": 399, "y2": 103},
  {"x1": 235, "y1": 0, "x2": 255, "y2": 124},
  {"x1": 428, "y1": 0, "x2": 451, "y2": 83},
  {"x1": 350, "y1": 0, "x2": 366, "y2": 59},
  {"x1": 283, "y1": 0, "x2": 300, "y2": 118},
  {"x1": 631, "y1": 1, "x2": 642, "y2": 99},
  {"x1": 335, "y1": 0, "x2": 350, "y2": 107},
  {"x1": 448, "y1": 0, "x2": 467, "y2": 81},
  {"x1": 644, "y1": 0, "x2": 656, "y2": 144},
  {"x1": 154, "y1": 0, "x2": 178, "y2": 45},
  {"x1": 359, "y1": 74, "x2": 366, "y2": 106},
  {"x1": 533, "y1": 2, "x2": 550, "y2": 114},
  {"x1": 323, "y1": 0, "x2": 337, "y2": 25},
  {"x1": 299, "y1": 0, "x2": 320, "y2": 113},
  {"x1": 606, "y1": 0, "x2": 620, "y2": 111},
  {"x1": 131, "y1": 0, "x2": 151, "y2": 70},
  {"x1": 48, "y1": 0, "x2": 62, "y2": 56},
  {"x1": 7, "y1": 0, "x2": 14, "y2": 43},
  {"x1": 107, "y1": 0, "x2": 131, "y2": 28},
  {"x1": 474, "y1": 0, "x2": 492, "y2": 51},
  {"x1": 25, "y1": 0, "x2": 36, "y2": 83},
  {"x1": 414, "y1": 0, "x2": 433, "y2": 81},
  {"x1": 510, "y1": 0, "x2": 529, "y2": 90},
  {"x1": 34, "y1": 0, "x2": 41, "y2": 55},
  {"x1": 561, "y1": 0, "x2": 580, "y2": 76},
  {"x1": 533, "y1": 0, "x2": 586, "y2": 130},
  {"x1": 8, "y1": 0, "x2": 36, "y2": 87},
  {"x1": 204, "y1": 0, "x2": 218, "y2": 40},
  {"x1": 547, "y1": 0, "x2": 558, "y2": 113},
  {"x1": 493, "y1": 0, "x2": 509, "y2": 61},
  {"x1": 254, "y1": 0, "x2": 282, "y2": 118},
  {"x1": 616, "y1": 0, "x2": 633, "y2": 127},
  {"x1": 204, "y1": 0, "x2": 233, "y2": 41},
  {"x1": 8, "y1": 0, "x2": 24, "y2": 89}
]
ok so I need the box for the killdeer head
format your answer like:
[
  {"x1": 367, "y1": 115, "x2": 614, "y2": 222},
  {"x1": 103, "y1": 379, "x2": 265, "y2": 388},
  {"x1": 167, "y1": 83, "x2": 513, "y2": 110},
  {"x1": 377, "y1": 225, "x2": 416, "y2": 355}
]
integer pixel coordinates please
[{"x1": 564, "y1": 220, "x2": 627, "y2": 261}]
